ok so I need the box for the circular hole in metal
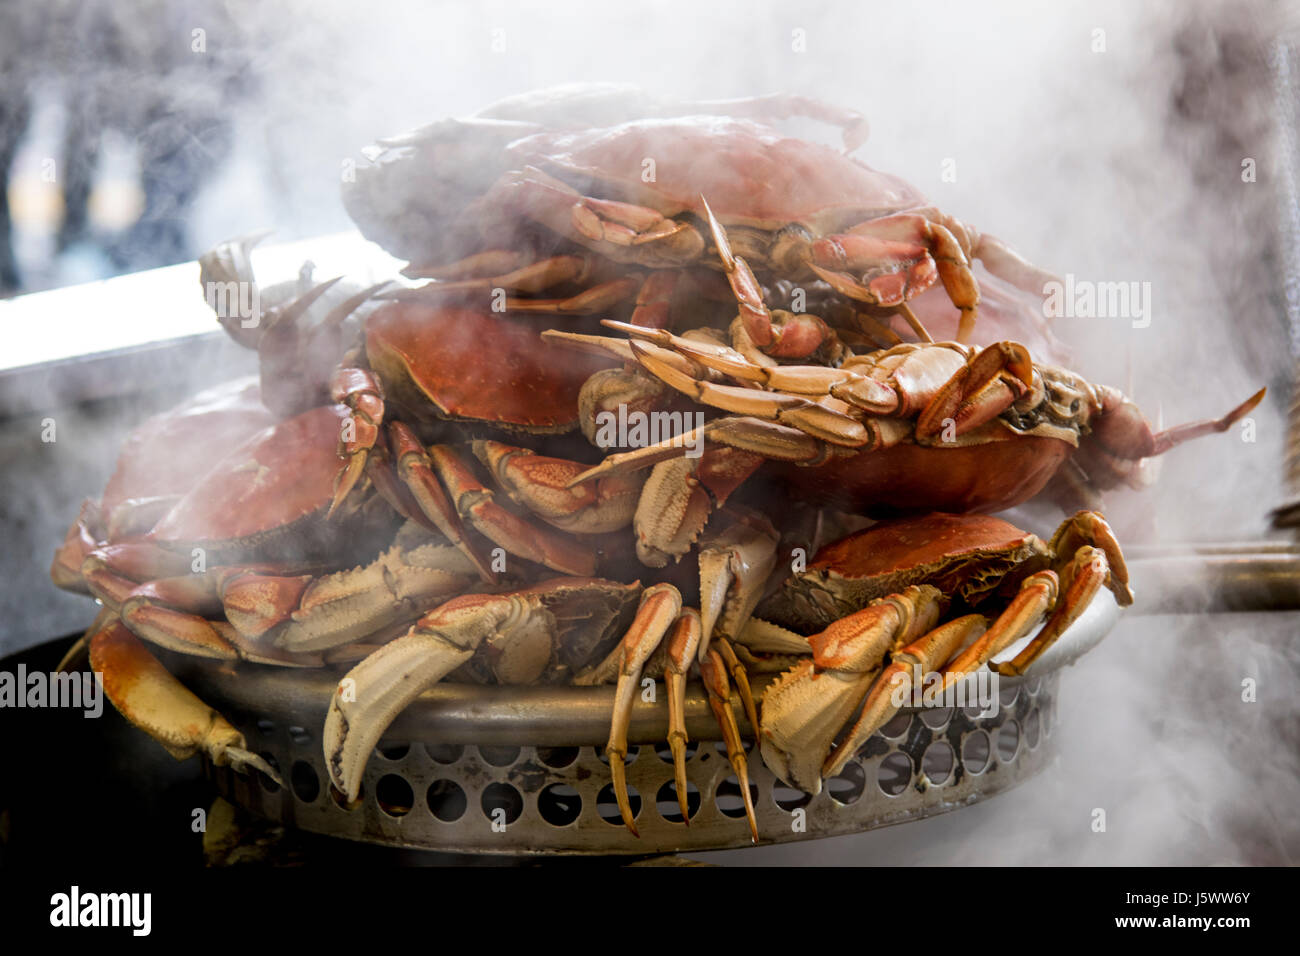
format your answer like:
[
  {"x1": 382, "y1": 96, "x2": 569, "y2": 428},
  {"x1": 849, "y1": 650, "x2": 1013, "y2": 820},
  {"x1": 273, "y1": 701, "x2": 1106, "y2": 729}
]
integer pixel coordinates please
[
  {"x1": 876, "y1": 751, "x2": 912, "y2": 796},
  {"x1": 826, "y1": 762, "x2": 867, "y2": 806},
  {"x1": 996, "y1": 720, "x2": 1021, "y2": 761},
  {"x1": 376, "y1": 774, "x2": 414, "y2": 817},
  {"x1": 1026, "y1": 675, "x2": 1043, "y2": 696},
  {"x1": 1041, "y1": 700, "x2": 1053, "y2": 737},
  {"x1": 596, "y1": 783, "x2": 640, "y2": 825},
  {"x1": 288, "y1": 725, "x2": 311, "y2": 745},
  {"x1": 922, "y1": 740, "x2": 955, "y2": 784},
  {"x1": 772, "y1": 781, "x2": 813, "y2": 812},
  {"x1": 920, "y1": 705, "x2": 952, "y2": 730},
  {"x1": 330, "y1": 783, "x2": 363, "y2": 811},
  {"x1": 376, "y1": 743, "x2": 409, "y2": 761},
  {"x1": 257, "y1": 752, "x2": 281, "y2": 793},
  {"x1": 536, "y1": 746, "x2": 580, "y2": 769},
  {"x1": 962, "y1": 702, "x2": 986, "y2": 722},
  {"x1": 715, "y1": 775, "x2": 759, "y2": 819},
  {"x1": 426, "y1": 779, "x2": 467, "y2": 822},
  {"x1": 654, "y1": 740, "x2": 699, "y2": 763},
  {"x1": 256, "y1": 719, "x2": 275, "y2": 737},
  {"x1": 479, "y1": 745, "x2": 521, "y2": 767},
  {"x1": 480, "y1": 782, "x2": 524, "y2": 826},
  {"x1": 879, "y1": 712, "x2": 912, "y2": 738},
  {"x1": 1024, "y1": 708, "x2": 1042, "y2": 748},
  {"x1": 537, "y1": 784, "x2": 582, "y2": 827},
  {"x1": 598, "y1": 745, "x2": 639, "y2": 766},
  {"x1": 425, "y1": 743, "x2": 464, "y2": 765},
  {"x1": 656, "y1": 780, "x2": 701, "y2": 823},
  {"x1": 999, "y1": 684, "x2": 1020, "y2": 709},
  {"x1": 962, "y1": 730, "x2": 991, "y2": 774},
  {"x1": 290, "y1": 760, "x2": 320, "y2": 803}
]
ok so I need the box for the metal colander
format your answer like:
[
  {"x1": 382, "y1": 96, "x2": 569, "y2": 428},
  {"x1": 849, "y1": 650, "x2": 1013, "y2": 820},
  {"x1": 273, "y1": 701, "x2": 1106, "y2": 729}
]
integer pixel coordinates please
[{"x1": 160, "y1": 593, "x2": 1116, "y2": 856}]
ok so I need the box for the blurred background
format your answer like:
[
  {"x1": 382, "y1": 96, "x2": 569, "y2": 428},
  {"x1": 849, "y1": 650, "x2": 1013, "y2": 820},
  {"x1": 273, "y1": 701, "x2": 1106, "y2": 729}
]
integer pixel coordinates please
[{"x1": 0, "y1": 0, "x2": 1297, "y2": 864}]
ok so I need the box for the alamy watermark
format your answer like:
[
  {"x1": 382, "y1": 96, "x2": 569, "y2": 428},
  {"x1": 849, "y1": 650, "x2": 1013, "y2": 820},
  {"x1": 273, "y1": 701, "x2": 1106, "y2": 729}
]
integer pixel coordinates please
[
  {"x1": 204, "y1": 279, "x2": 261, "y2": 329},
  {"x1": 593, "y1": 406, "x2": 706, "y2": 458},
  {"x1": 0, "y1": 666, "x2": 103, "y2": 717},
  {"x1": 1042, "y1": 274, "x2": 1151, "y2": 329},
  {"x1": 887, "y1": 665, "x2": 999, "y2": 715},
  {"x1": 50, "y1": 886, "x2": 150, "y2": 935}
]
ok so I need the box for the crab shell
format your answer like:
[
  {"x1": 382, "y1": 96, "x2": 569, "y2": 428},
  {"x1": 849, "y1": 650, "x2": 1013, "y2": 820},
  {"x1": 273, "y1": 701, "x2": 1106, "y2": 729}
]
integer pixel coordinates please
[
  {"x1": 147, "y1": 403, "x2": 395, "y2": 564},
  {"x1": 759, "y1": 513, "x2": 1052, "y2": 632},
  {"x1": 51, "y1": 378, "x2": 278, "y2": 593},
  {"x1": 101, "y1": 377, "x2": 276, "y2": 527},
  {"x1": 364, "y1": 300, "x2": 614, "y2": 435},
  {"x1": 503, "y1": 116, "x2": 922, "y2": 236}
]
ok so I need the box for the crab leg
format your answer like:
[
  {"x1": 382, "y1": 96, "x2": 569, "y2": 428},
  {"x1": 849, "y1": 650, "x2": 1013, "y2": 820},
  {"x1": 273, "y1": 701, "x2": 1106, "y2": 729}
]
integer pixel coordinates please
[
  {"x1": 714, "y1": 637, "x2": 760, "y2": 750},
  {"x1": 981, "y1": 510, "x2": 1132, "y2": 676},
  {"x1": 913, "y1": 341, "x2": 1035, "y2": 441},
  {"x1": 822, "y1": 614, "x2": 987, "y2": 779},
  {"x1": 812, "y1": 212, "x2": 977, "y2": 340},
  {"x1": 700, "y1": 647, "x2": 759, "y2": 843},
  {"x1": 939, "y1": 570, "x2": 1059, "y2": 687},
  {"x1": 387, "y1": 423, "x2": 496, "y2": 582},
  {"x1": 994, "y1": 548, "x2": 1113, "y2": 677},
  {"x1": 697, "y1": 513, "x2": 779, "y2": 653},
  {"x1": 473, "y1": 440, "x2": 641, "y2": 535},
  {"x1": 427, "y1": 444, "x2": 596, "y2": 577},
  {"x1": 662, "y1": 608, "x2": 703, "y2": 823},
  {"x1": 701, "y1": 198, "x2": 840, "y2": 361},
  {"x1": 598, "y1": 583, "x2": 682, "y2": 836},
  {"x1": 89, "y1": 618, "x2": 282, "y2": 784},
  {"x1": 568, "y1": 416, "x2": 826, "y2": 487},
  {"x1": 630, "y1": 339, "x2": 870, "y2": 446},
  {"x1": 760, "y1": 585, "x2": 943, "y2": 794},
  {"x1": 500, "y1": 167, "x2": 706, "y2": 267},
  {"x1": 328, "y1": 367, "x2": 386, "y2": 516}
]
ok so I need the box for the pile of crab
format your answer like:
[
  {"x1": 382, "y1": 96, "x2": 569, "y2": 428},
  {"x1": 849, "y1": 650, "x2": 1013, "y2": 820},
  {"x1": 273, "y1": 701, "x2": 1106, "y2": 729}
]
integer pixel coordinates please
[{"x1": 52, "y1": 86, "x2": 1262, "y2": 843}]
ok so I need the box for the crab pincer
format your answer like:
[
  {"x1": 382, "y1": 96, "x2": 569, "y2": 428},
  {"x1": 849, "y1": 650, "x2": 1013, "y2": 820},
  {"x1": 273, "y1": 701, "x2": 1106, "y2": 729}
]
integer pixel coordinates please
[{"x1": 88, "y1": 618, "x2": 283, "y2": 786}]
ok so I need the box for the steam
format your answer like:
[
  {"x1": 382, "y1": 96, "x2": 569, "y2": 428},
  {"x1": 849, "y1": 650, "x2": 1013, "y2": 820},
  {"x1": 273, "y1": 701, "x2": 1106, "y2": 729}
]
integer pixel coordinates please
[{"x1": 2, "y1": 0, "x2": 1295, "y2": 862}]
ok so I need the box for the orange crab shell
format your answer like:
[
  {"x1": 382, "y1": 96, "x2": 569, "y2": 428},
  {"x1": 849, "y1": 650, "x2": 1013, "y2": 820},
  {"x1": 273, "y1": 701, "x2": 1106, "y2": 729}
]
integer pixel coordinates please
[
  {"x1": 147, "y1": 404, "x2": 380, "y2": 560},
  {"x1": 100, "y1": 378, "x2": 276, "y2": 522},
  {"x1": 509, "y1": 116, "x2": 925, "y2": 232},
  {"x1": 760, "y1": 512, "x2": 1051, "y2": 631},
  {"x1": 365, "y1": 300, "x2": 615, "y2": 434}
]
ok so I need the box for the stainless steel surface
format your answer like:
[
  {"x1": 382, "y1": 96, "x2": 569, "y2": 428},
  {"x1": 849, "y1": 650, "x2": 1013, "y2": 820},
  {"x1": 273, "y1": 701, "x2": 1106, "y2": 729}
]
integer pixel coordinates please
[
  {"x1": 1128, "y1": 551, "x2": 1300, "y2": 613},
  {"x1": 160, "y1": 592, "x2": 1116, "y2": 855},
  {"x1": 199, "y1": 672, "x2": 1059, "y2": 856},
  {"x1": 0, "y1": 231, "x2": 401, "y2": 415}
]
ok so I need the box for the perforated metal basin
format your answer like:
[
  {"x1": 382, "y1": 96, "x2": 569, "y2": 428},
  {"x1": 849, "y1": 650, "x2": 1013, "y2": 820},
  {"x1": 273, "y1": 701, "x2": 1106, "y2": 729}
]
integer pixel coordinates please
[{"x1": 168, "y1": 591, "x2": 1117, "y2": 856}]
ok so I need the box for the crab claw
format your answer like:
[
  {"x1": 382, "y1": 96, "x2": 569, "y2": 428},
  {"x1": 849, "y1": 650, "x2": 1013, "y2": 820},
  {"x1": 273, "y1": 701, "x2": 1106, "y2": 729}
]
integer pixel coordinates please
[
  {"x1": 325, "y1": 579, "x2": 640, "y2": 803},
  {"x1": 697, "y1": 512, "x2": 779, "y2": 655},
  {"x1": 600, "y1": 583, "x2": 682, "y2": 837},
  {"x1": 324, "y1": 591, "x2": 532, "y2": 802},
  {"x1": 700, "y1": 647, "x2": 759, "y2": 843},
  {"x1": 473, "y1": 440, "x2": 641, "y2": 535},
  {"x1": 760, "y1": 585, "x2": 942, "y2": 794},
  {"x1": 89, "y1": 618, "x2": 282, "y2": 785},
  {"x1": 198, "y1": 231, "x2": 273, "y2": 348}
]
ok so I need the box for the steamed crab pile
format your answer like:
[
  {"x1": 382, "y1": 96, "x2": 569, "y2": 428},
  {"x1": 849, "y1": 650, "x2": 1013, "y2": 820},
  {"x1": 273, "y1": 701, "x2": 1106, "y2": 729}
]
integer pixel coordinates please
[{"x1": 52, "y1": 86, "x2": 1263, "y2": 843}]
